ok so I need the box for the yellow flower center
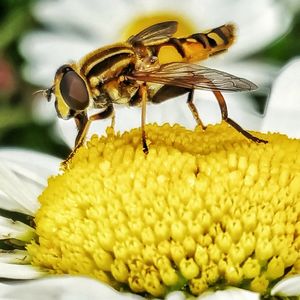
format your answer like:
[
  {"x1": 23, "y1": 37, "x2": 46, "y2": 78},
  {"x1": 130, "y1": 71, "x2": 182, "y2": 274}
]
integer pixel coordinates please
[
  {"x1": 121, "y1": 12, "x2": 196, "y2": 64},
  {"x1": 27, "y1": 123, "x2": 300, "y2": 297}
]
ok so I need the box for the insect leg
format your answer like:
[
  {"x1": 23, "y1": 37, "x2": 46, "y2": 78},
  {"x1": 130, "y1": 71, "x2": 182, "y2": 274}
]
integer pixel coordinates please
[
  {"x1": 140, "y1": 83, "x2": 149, "y2": 154},
  {"x1": 74, "y1": 112, "x2": 88, "y2": 146},
  {"x1": 110, "y1": 109, "x2": 116, "y2": 129},
  {"x1": 63, "y1": 105, "x2": 114, "y2": 166},
  {"x1": 75, "y1": 105, "x2": 114, "y2": 149},
  {"x1": 213, "y1": 90, "x2": 267, "y2": 143},
  {"x1": 186, "y1": 89, "x2": 206, "y2": 130}
]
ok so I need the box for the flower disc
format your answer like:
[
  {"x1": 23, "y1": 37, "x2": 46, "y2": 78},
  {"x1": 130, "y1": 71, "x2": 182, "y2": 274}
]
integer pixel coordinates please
[{"x1": 27, "y1": 123, "x2": 300, "y2": 297}]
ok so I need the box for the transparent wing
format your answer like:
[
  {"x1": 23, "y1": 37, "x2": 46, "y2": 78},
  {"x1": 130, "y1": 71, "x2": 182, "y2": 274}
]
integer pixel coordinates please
[
  {"x1": 127, "y1": 21, "x2": 178, "y2": 46},
  {"x1": 130, "y1": 62, "x2": 257, "y2": 92}
]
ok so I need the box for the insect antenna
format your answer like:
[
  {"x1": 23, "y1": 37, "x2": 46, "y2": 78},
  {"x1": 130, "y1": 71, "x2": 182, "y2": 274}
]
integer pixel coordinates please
[{"x1": 32, "y1": 86, "x2": 54, "y2": 102}]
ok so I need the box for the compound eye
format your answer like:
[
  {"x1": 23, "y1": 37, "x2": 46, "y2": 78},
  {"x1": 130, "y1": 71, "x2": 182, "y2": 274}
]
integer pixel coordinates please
[{"x1": 59, "y1": 70, "x2": 89, "y2": 110}]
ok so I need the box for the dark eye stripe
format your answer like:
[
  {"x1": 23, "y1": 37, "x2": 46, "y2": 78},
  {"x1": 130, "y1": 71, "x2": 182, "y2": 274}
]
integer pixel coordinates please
[{"x1": 60, "y1": 70, "x2": 89, "y2": 111}]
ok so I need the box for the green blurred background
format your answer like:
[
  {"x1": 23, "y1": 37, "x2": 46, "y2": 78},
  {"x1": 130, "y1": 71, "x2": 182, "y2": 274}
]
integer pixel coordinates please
[
  {"x1": 0, "y1": 0, "x2": 299, "y2": 159},
  {"x1": 0, "y1": 0, "x2": 69, "y2": 158}
]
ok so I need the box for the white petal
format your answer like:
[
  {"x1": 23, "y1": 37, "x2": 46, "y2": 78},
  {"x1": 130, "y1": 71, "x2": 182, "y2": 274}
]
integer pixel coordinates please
[
  {"x1": 0, "y1": 149, "x2": 60, "y2": 214},
  {"x1": 0, "y1": 276, "x2": 144, "y2": 299},
  {"x1": 197, "y1": 288, "x2": 260, "y2": 300},
  {"x1": 0, "y1": 148, "x2": 61, "y2": 178},
  {"x1": 261, "y1": 58, "x2": 300, "y2": 138},
  {"x1": 0, "y1": 262, "x2": 43, "y2": 279},
  {"x1": 0, "y1": 162, "x2": 41, "y2": 214},
  {"x1": 165, "y1": 291, "x2": 186, "y2": 300},
  {"x1": 0, "y1": 250, "x2": 29, "y2": 264},
  {"x1": 271, "y1": 275, "x2": 300, "y2": 296},
  {"x1": 0, "y1": 192, "x2": 26, "y2": 215},
  {"x1": 0, "y1": 216, "x2": 34, "y2": 241}
]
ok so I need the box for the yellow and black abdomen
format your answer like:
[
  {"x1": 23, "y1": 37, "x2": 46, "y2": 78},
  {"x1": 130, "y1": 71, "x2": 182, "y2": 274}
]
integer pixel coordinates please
[{"x1": 156, "y1": 24, "x2": 235, "y2": 64}]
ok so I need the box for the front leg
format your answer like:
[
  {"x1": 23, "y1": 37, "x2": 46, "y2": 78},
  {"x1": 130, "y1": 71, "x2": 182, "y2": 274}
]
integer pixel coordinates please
[
  {"x1": 74, "y1": 112, "x2": 88, "y2": 147},
  {"x1": 63, "y1": 105, "x2": 114, "y2": 167}
]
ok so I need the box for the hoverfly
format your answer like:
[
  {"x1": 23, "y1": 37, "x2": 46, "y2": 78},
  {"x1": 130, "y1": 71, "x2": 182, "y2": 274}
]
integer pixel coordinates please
[{"x1": 43, "y1": 21, "x2": 267, "y2": 163}]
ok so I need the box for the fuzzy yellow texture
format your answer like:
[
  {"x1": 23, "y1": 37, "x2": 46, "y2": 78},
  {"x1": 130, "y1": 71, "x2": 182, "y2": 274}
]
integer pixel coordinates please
[{"x1": 27, "y1": 123, "x2": 300, "y2": 297}]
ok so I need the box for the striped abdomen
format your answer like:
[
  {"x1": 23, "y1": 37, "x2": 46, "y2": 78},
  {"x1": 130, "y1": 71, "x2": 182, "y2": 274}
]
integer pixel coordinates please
[
  {"x1": 155, "y1": 24, "x2": 235, "y2": 63},
  {"x1": 78, "y1": 43, "x2": 136, "y2": 88}
]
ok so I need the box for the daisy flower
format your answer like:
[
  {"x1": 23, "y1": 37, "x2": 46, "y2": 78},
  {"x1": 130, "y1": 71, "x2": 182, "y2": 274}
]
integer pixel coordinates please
[
  {"x1": 20, "y1": 0, "x2": 295, "y2": 147},
  {"x1": 261, "y1": 57, "x2": 300, "y2": 138},
  {"x1": 0, "y1": 123, "x2": 300, "y2": 299},
  {"x1": 0, "y1": 59, "x2": 300, "y2": 298}
]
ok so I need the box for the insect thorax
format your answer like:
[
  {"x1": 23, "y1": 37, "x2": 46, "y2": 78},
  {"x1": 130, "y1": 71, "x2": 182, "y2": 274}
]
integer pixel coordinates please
[{"x1": 79, "y1": 42, "x2": 159, "y2": 107}]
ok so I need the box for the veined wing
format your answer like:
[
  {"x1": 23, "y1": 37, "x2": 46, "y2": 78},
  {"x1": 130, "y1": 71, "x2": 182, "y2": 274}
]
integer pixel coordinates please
[
  {"x1": 129, "y1": 62, "x2": 257, "y2": 92},
  {"x1": 127, "y1": 21, "x2": 178, "y2": 46}
]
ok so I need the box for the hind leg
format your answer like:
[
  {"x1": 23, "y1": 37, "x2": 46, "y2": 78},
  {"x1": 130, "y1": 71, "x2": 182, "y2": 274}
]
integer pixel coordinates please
[{"x1": 213, "y1": 90, "x2": 267, "y2": 143}]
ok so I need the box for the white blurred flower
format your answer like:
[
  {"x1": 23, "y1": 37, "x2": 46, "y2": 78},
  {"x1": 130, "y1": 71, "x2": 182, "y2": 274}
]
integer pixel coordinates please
[
  {"x1": 20, "y1": 0, "x2": 295, "y2": 147},
  {"x1": 261, "y1": 57, "x2": 300, "y2": 138},
  {"x1": 21, "y1": 0, "x2": 292, "y2": 85}
]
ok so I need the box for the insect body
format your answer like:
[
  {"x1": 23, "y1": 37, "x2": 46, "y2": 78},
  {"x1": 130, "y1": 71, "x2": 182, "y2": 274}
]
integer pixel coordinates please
[{"x1": 45, "y1": 21, "x2": 266, "y2": 162}]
